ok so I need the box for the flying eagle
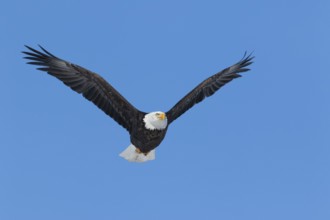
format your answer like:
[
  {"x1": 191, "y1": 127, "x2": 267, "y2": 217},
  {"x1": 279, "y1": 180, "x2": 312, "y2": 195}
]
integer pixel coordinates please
[{"x1": 23, "y1": 46, "x2": 254, "y2": 162}]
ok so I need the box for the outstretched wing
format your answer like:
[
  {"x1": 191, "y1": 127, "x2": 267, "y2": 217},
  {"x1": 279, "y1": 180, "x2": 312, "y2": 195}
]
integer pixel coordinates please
[
  {"x1": 166, "y1": 53, "x2": 254, "y2": 124},
  {"x1": 23, "y1": 45, "x2": 140, "y2": 132}
]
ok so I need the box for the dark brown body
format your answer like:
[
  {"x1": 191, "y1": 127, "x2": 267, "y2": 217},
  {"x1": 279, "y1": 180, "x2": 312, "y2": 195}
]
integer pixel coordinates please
[{"x1": 129, "y1": 113, "x2": 168, "y2": 154}]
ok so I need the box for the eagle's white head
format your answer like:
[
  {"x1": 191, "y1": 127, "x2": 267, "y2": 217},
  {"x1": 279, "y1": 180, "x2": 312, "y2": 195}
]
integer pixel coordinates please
[{"x1": 143, "y1": 111, "x2": 168, "y2": 130}]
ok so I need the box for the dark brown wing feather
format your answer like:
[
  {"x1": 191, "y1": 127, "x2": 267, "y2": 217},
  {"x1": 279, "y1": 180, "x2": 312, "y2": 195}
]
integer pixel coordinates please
[
  {"x1": 23, "y1": 45, "x2": 140, "y2": 132},
  {"x1": 166, "y1": 53, "x2": 254, "y2": 124}
]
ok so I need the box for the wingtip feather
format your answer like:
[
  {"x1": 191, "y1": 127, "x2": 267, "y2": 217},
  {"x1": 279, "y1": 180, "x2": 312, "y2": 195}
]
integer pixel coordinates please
[{"x1": 38, "y1": 45, "x2": 57, "y2": 58}]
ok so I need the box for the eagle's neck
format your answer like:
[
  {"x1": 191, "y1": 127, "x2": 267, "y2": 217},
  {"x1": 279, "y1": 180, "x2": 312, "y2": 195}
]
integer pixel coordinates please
[{"x1": 143, "y1": 112, "x2": 167, "y2": 130}]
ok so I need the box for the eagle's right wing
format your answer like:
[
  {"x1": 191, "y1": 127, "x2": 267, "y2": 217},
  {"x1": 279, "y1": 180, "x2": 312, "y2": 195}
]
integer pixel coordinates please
[
  {"x1": 23, "y1": 45, "x2": 140, "y2": 133},
  {"x1": 166, "y1": 53, "x2": 254, "y2": 124}
]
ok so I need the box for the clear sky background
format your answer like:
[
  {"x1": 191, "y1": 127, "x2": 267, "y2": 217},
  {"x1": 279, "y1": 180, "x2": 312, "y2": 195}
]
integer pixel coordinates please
[{"x1": 1, "y1": 0, "x2": 329, "y2": 219}]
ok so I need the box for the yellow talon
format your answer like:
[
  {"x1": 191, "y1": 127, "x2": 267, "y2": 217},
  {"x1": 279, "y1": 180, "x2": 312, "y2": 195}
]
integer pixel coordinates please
[{"x1": 135, "y1": 148, "x2": 149, "y2": 156}]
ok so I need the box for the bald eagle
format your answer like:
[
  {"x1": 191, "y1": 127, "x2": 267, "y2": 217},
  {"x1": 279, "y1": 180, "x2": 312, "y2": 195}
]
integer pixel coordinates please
[{"x1": 23, "y1": 46, "x2": 253, "y2": 162}]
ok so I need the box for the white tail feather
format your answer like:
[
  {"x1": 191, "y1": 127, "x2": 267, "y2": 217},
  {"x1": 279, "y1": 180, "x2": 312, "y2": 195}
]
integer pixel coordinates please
[{"x1": 119, "y1": 144, "x2": 155, "y2": 163}]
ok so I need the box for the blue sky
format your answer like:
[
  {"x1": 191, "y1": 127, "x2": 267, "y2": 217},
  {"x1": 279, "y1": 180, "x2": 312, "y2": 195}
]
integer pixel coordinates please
[{"x1": 1, "y1": 0, "x2": 329, "y2": 219}]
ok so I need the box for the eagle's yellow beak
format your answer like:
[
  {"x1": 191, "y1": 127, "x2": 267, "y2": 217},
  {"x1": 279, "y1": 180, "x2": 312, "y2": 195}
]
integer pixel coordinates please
[{"x1": 158, "y1": 113, "x2": 166, "y2": 120}]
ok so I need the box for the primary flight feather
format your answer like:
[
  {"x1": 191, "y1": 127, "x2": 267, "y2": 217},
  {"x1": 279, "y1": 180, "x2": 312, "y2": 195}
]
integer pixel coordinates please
[{"x1": 23, "y1": 45, "x2": 254, "y2": 162}]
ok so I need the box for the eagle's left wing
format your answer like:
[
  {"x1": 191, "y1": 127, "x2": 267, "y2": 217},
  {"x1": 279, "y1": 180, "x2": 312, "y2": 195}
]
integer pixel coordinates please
[
  {"x1": 166, "y1": 53, "x2": 254, "y2": 124},
  {"x1": 23, "y1": 45, "x2": 141, "y2": 133}
]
